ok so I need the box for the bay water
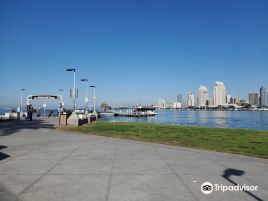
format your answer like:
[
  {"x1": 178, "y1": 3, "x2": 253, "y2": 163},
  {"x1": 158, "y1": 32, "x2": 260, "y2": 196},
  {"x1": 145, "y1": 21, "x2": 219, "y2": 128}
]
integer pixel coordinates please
[{"x1": 101, "y1": 110, "x2": 268, "y2": 130}]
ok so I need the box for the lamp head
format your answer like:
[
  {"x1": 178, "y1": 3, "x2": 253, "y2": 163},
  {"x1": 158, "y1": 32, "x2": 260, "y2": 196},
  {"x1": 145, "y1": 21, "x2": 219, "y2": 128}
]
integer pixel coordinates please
[{"x1": 66, "y1": 68, "x2": 76, "y2": 72}]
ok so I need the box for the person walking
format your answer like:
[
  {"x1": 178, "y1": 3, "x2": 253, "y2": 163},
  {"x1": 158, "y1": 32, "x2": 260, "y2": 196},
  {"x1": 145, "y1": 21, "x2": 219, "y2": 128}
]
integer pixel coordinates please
[{"x1": 27, "y1": 104, "x2": 33, "y2": 121}]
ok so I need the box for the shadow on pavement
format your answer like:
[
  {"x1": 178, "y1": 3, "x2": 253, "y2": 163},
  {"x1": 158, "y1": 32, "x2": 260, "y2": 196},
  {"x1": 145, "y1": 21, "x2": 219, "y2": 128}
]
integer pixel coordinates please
[
  {"x1": 0, "y1": 145, "x2": 10, "y2": 161},
  {"x1": 222, "y1": 168, "x2": 263, "y2": 201},
  {"x1": 0, "y1": 119, "x2": 55, "y2": 136},
  {"x1": 0, "y1": 183, "x2": 18, "y2": 201}
]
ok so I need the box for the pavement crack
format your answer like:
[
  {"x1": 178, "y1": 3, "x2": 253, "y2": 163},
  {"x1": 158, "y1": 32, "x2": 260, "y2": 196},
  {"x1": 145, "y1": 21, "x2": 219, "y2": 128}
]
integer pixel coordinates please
[
  {"x1": 15, "y1": 140, "x2": 83, "y2": 199},
  {"x1": 151, "y1": 144, "x2": 199, "y2": 201},
  {"x1": 105, "y1": 141, "x2": 118, "y2": 201}
]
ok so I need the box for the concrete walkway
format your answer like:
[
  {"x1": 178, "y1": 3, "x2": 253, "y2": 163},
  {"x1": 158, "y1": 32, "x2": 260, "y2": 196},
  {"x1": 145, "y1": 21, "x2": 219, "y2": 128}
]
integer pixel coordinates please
[{"x1": 0, "y1": 119, "x2": 267, "y2": 201}]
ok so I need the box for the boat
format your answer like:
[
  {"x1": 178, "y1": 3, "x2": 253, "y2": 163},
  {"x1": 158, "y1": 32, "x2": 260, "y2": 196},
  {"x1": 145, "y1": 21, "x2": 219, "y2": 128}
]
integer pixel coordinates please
[
  {"x1": 99, "y1": 112, "x2": 116, "y2": 117},
  {"x1": 114, "y1": 106, "x2": 157, "y2": 117}
]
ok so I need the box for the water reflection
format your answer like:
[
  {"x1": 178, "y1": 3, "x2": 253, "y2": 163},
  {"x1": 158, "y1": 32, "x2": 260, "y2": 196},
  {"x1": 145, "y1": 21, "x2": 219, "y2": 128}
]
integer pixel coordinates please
[
  {"x1": 102, "y1": 110, "x2": 268, "y2": 130},
  {"x1": 213, "y1": 111, "x2": 228, "y2": 127},
  {"x1": 185, "y1": 111, "x2": 194, "y2": 124},
  {"x1": 199, "y1": 111, "x2": 208, "y2": 125}
]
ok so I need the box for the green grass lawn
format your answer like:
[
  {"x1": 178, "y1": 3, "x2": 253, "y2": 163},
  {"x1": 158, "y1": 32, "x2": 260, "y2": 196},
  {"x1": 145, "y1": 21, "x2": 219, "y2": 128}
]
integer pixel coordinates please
[{"x1": 64, "y1": 122, "x2": 268, "y2": 158}]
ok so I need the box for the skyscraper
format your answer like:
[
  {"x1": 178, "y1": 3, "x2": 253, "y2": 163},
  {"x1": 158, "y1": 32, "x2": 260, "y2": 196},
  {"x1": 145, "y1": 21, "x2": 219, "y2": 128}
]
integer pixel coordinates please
[
  {"x1": 213, "y1": 81, "x2": 226, "y2": 107},
  {"x1": 226, "y1": 94, "x2": 231, "y2": 104},
  {"x1": 260, "y1": 86, "x2": 268, "y2": 107},
  {"x1": 187, "y1": 92, "x2": 195, "y2": 107},
  {"x1": 248, "y1": 92, "x2": 260, "y2": 106},
  {"x1": 176, "y1": 93, "x2": 183, "y2": 103},
  {"x1": 198, "y1": 86, "x2": 208, "y2": 107}
]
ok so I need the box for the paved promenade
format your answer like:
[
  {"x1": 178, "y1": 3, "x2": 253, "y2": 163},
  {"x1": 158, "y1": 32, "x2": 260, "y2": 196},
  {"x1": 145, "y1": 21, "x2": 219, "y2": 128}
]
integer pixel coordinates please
[{"x1": 0, "y1": 118, "x2": 267, "y2": 201}]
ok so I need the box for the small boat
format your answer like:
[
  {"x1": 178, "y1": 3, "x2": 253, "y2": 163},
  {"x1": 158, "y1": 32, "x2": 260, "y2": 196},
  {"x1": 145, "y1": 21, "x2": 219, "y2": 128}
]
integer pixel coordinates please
[{"x1": 99, "y1": 112, "x2": 116, "y2": 117}]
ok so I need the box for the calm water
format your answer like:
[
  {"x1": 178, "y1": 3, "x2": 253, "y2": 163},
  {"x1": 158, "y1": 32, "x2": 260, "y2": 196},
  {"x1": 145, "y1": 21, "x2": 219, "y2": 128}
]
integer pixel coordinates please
[{"x1": 101, "y1": 110, "x2": 268, "y2": 130}]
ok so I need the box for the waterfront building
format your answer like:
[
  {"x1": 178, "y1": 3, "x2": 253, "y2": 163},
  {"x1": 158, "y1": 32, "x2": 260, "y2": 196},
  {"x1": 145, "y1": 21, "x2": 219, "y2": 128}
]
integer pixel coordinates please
[
  {"x1": 198, "y1": 86, "x2": 208, "y2": 107},
  {"x1": 248, "y1": 92, "x2": 260, "y2": 106},
  {"x1": 266, "y1": 91, "x2": 268, "y2": 107},
  {"x1": 173, "y1": 102, "x2": 182, "y2": 109},
  {"x1": 226, "y1": 94, "x2": 231, "y2": 104},
  {"x1": 208, "y1": 99, "x2": 214, "y2": 107},
  {"x1": 166, "y1": 101, "x2": 174, "y2": 109},
  {"x1": 213, "y1": 81, "x2": 226, "y2": 106},
  {"x1": 230, "y1": 97, "x2": 234, "y2": 104},
  {"x1": 234, "y1": 97, "x2": 240, "y2": 105},
  {"x1": 240, "y1": 99, "x2": 247, "y2": 106},
  {"x1": 260, "y1": 86, "x2": 268, "y2": 107},
  {"x1": 187, "y1": 92, "x2": 195, "y2": 107},
  {"x1": 176, "y1": 93, "x2": 183, "y2": 103},
  {"x1": 157, "y1": 100, "x2": 166, "y2": 109}
]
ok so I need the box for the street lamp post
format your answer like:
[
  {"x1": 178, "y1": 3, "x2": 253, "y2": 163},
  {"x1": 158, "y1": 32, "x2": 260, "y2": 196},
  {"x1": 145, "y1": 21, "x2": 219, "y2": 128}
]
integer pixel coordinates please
[
  {"x1": 66, "y1": 68, "x2": 76, "y2": 111},
  {"x1": 58, "y1": 89, "x2": 64, "y2": 112},
  {"x1": 43, "y1": 100, "x2": 46, "y2": 117},
  {"x1": 81, "y1": 79, "x2": 88, "y2": 111},
  {"x1": 20, "y1": 89, "x2": 26, "y2": 118},
  {"x1": 90, "y1": 85, "x2": 96, "y2": 113}
]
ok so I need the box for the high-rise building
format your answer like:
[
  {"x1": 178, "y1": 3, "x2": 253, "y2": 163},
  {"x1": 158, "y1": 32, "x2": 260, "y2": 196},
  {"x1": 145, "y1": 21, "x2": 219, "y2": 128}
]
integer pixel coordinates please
[
  {"x1": 226, "y1": 94, "x2": 231, "y2": 104},
  {"x1": 230, "y1": 97, "x2": 234, "y2": 104},
  {"x1": 176, "y1": 93, "x2": 183, "y2": 103},
  {"x1": 157, "y1": 100, "x2": 166, "y2": 109},
  {"x1": 260, "y1": 86, "x2": 268, "y2": 107},
  {"x1": 248, "y1": 92, "x2": 260, "y2": 106},
  {"x1": 264, "y1": 90, "x2": 268, "y2": 107},
  {"x1": 208, "y1": 99, "x2": 214, "y2": 107},
  {"x1": 234, "y1": 97, "x2": 240, "y2": 105},
  {"x1": 187, "y1": 92, "x2": 195, "y2": 107},
  {"x1": 198, "y1": 86, "x2": 208, "y2": 107},
  {"x1": 213, "y1": 81, "x2": 226, "y2": 107}
]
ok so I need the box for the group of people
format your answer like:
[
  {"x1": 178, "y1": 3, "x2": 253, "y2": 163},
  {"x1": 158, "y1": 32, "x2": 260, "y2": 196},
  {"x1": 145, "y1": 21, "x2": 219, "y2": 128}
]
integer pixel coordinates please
[{"x1": 23, "y1": 103, "x2": 65, "y2": 121}]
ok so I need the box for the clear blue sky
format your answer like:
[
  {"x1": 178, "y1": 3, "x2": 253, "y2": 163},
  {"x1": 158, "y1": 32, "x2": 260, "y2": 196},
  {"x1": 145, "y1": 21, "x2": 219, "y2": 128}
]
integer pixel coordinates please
[{"x1": 1, "y1": 0, "x2": 268, "y2": 108}]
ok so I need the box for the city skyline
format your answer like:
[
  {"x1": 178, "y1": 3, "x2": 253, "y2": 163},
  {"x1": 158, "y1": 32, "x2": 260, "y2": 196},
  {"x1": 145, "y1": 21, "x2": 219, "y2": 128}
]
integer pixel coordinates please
[
  {"x1": 0, "y1": 76, "x2": 267, "y2": 109},
  {"x1": 1, "y1": 0, "x2": 268, "y2": 108},
  {"x1": 160, "y1": 82, "x2": 268, "y2": 108}
]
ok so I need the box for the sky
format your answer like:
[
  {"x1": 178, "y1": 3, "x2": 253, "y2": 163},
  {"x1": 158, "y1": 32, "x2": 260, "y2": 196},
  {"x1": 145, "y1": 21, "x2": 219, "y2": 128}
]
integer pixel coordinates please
[{"x1": 0, "y1": 0, "x2": 268, "y2": 108}]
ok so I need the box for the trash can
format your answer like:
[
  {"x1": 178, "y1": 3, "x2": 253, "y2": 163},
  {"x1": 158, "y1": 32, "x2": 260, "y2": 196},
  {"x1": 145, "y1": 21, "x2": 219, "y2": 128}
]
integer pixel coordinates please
[
  {"x1": 17, "y1": 107, "x2": 21, "y2": 120},
  {"x1": 90, "y1": 115, "x2": 97, "y2": 122},
  {"x1": 59, "y1": 112, "x2": 67, "y2": 126}
]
